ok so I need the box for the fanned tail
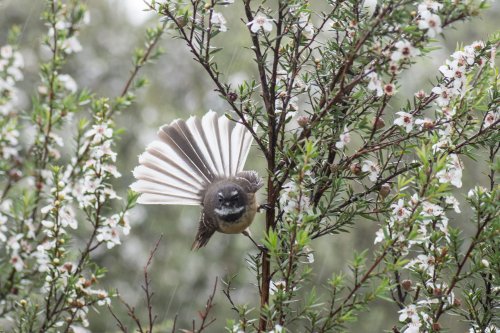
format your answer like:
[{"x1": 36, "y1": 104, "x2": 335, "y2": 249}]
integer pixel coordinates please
[{"x1": 130, "y1": 111, "x2": 255, "y2": 205}]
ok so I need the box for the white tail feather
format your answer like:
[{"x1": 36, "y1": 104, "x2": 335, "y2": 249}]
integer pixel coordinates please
[
  {"x1": 202, "y1": 111, "x2": 225, "y2": 177},
  {"x1": 131, "y1": 111, "x2": 255, "y2": 206},
  {"x1": 137, "y1": 193, "x2": 200, "y2": 205},
  {"x1": 218, "y1": 115, "x2": 232, "y2": 176}
]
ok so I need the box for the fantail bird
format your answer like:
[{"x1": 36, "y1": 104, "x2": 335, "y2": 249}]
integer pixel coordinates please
[{"x1": 130, "y1": 111, "x2": 263, "y2": 250}]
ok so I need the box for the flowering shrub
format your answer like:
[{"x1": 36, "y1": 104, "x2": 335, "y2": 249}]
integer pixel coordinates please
[
  {"x1": 1, "y1": 0, "x2": 499, "y2": 333},
  {"x1": 0, "y1": 1, "x2": 164, "y2": 331}
]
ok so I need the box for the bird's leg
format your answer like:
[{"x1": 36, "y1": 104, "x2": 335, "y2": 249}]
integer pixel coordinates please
[
  {"x1": 242, "y1": 228, "x2": 267, "y2": 252},
  {"x1": 257, "y1": 203, "x2": 271, "y2": 212}
]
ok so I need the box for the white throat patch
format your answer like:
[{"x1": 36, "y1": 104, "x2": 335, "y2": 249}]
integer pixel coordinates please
[{"x1": 214, "y1": 206, "x2": 244, "y2": 216}]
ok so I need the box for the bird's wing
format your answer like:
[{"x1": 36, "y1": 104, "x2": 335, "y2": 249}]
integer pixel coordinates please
[{"x1": 130, "y1": 111, "x2": 255, "y2": 205}]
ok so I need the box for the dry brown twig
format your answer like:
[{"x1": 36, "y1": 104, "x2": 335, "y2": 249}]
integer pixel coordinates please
[{"x1": 108, "y1": 235, "x2": 164, "y2": 333}]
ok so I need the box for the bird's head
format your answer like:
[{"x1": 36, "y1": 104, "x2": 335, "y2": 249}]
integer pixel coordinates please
[{"x1": 210, "y1": 182, "x2": 247, "y2": 222}]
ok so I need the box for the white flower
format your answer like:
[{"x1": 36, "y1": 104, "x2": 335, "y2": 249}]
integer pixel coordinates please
[
  {"x1": 62, "y1": 36, "x2": 83, "y2": 54},
  {"x1": 10, "y1": 253, "x2": 24, "y2": 271},
  {"x1": 270, "y1": 280, "x2": 287, "y2": 295},
  {"x1": 211, "y1": 12, "x2": 227, "y2": 32},
  {"x1": 96, "y1": 225, "x2": 121, "y2": 249},
  {"x1": 415, "y1": 117, "x2": 434, "y2": 130},
  {"x1": 483, "y1": 110, "x2": 498, "y2": 129},
  {"x1": 481, "y1": 259, "x2": 490, "y2": 268},
  {"x1": 85, "y1": 122, "x2": 113, "y2": 142},
  {"x1": 91, "y1": 140, "x2": 117, "y2": 161},
  {"x1": 0, "y1": 214, "x2": 7, "y2": 242},
  {"x1": 268, "y1": 324, "x2": 283, "y2": 333},
  {"x1": 394, "y1": 111, "x2": 414, "y2": 133},
  {"x1": 436, "y1": 154, "x2": 463, "y2": 188},
  {"x1": 418, "y1": 10, "x2": 442, "y2": 38},
  {"x1": 452, "y1": 49, "x2": 475, "y2": 66},
  {"x1": 362, "y1": 160, "x2": 380, "y2": 181},
  {"x1": 384, "y1": 83, "x2": 396, "y2": 96},
  {"x1": 391, "y1": 40, "x2": 420, "y2": 62},
  {"x1": 303, "y1": 246, "x2": 315, "y2": 263},
  {"x1": 374, "y1": 228, "x2": 385, "y2": 244},
  {"x1": 467, "y1": 186, "x2": 488, "y2": 199},
  {"x1": 7, "y1": 233, "x2": 23, "y2": 252},
  {"x1": 422, "y1": 201, "x2": 443, "y2": 217},
  {"x1": 366, "y1": 71, "x2": 383, "y2": 97},
  {"x1": 231, "y1": 324, "x2": 244, "y2": 333},
  {"x1": 439, "y1": 60, "x2": 466, "y2": 92},
  {"x1": 417, "y1": 1, "x2": 443, "y2": 14},
  {"x1": 33, "y1": 242, "x2": 52, "y2": 272},
  {"x1": 90, "y1": 289, "x2": 111, "y2": 306},
  {"x1": 444, "y1": 195, "x2": 461, "y2": 213},
  {"x1": 414, "y1": 254, "x2": 436, "y2": 276},
  {"x1": 439, "y1": 59, "x2": 465, "y2": 81},
  {"x1": 398, "y1": 304, "x2": 419, "y2": 323},
  {"x1": 362, "y1": 0, "x2": 378, "y2": 16},
  {"x1": 58, "y1": 74, "x2": 78, "y2": 93},
  {"x1": 48, "y1": 133, "x2": 64, "y2": 148},
  {"x1": 391, "y1": 199, "x2": 411, "y2": 221},
  {"x1": 59, "y1": 205, "x2": 78, "y2": 229},
  {"x1": 1, "y1": 126, "x2": 20, "y2": 145},
  {"x1": 70, "y1": 326, "x2": 91, "y2": 333},
  {"x1": 431, "y1": 85, "x2": 453, "y2": 107},
  {"x1": 102, "y1": 164, "x2": 122, "y2": 178},
  {"x1": 279, "y1": 181, "x2": 311, "y2": 215},
  {"x1": 489, "y1": 46, "x2": 496, "y2": 69},
  {"x1": 437, "y1": 167, "x2": 462, "y2": 188},
  {"x1": 335, "y1": 126, "x2": 351, "y2": 149},
  {"x1": 0, "y1": 45, "x2": 13, "y2": 58},
  {"x1": 297, "y1": 13, "x2": 314, "y2": 38},
  {"x1": 403, "y1": 322, "x2": 421, "y2": 333},
  {"x1": 247, "y1": 15, "x2": 273, "y2": 33}
]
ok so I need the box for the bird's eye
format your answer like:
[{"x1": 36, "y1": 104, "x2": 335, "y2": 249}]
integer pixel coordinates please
[{"x1": 217, "y1": 193, "x2": 224, "y2": 202}]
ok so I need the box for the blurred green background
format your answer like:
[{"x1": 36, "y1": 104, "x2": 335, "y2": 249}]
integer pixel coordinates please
[{"x1": 1, "y1": 1, "x2": 498, "y2": 331}]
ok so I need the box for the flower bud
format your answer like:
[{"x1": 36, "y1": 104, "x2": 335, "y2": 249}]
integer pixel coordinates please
[
  {"x1": 20, "y1": 299, "x2": 27, "y2": 307},
  {"x1": 415, "y1": 90, "x2": 426, "y2": 100},
  {"x1": 350, "y1": 163, "x2": 362, "y2": 175},
  {"x1": 401, "y1": 279, "x2": 412, "y2": 291},
  {"x1": 379, "y1": 184, "x2": 391, "y2": 198},
  {"x1": 297, "y1": 115, "x2": 309, "y2": 128},
  {"x1": 372, "y1": 117, "x2": 385, "y2": 130},
  {"x1": 227, "y1": 92, "x2": 238, "y2": 102},
  {"x1": 8, "y1": 169, "x2": 22, "y2": 182},
  {"x1": 63, "y1": 262, "x2": 73, "y2": 272},
  {"x1": 432, "y1": 322, "x2": 441, "y2": 331},
  {"x1": 330, "y1": 163, "x2": 340, "y2": 173}
]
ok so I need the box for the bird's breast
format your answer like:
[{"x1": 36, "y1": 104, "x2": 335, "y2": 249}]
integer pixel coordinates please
[{"x1": 217, "y1": 193, "x2": 257, "y2": 234}]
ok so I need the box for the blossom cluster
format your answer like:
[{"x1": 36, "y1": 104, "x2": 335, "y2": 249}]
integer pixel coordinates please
[
  {"x1": 0, "y1": 43, "x2": 23, "y2": 175},
  {"x1": 0, "y1": 2, "x2": 138, "y2": 331},
  {"x1": 371, "y1": 36, "x2": 498, "y2": 333},
  {"x1": 0, "y1": 44, "x2": 24, "y2": 116}
]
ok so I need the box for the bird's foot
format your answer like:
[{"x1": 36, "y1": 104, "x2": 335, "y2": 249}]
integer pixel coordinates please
[
  {"x1": 242, "y1": 229, "x2": 267, "y2": 252},
  {"x1": 257, "y1": 203, "x2": 271, "y2": 212}
]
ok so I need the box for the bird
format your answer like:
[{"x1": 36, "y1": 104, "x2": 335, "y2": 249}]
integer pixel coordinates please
[{"x1": 130, "y1": 111, "x2": 263, "y2": 250}]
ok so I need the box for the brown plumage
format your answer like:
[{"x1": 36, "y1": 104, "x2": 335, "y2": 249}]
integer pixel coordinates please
[{"x1": 131, "y1": 111, "x2": 263, "y2": 249}]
